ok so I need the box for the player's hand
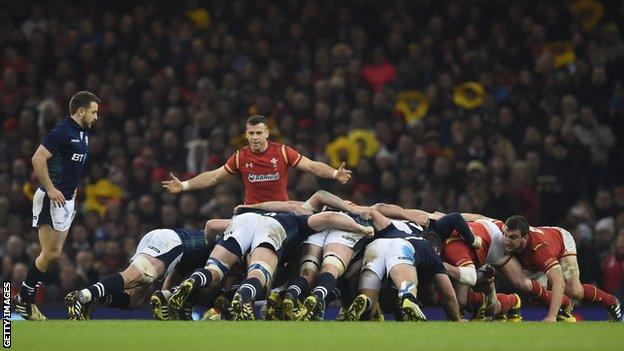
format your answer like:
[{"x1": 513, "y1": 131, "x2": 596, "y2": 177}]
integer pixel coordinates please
[
  {"x1": 234, "y1": 204, "x2": 252, "y2": 215},
  {"x1": 47, "y1": 187, "x2": 66, "y2": 207},
  {"x1": 334, "y1": 162, "x2": 352, "y2": 184},
  {"x1": 162, "y1": 173, "x2": 183, "y2": 193},
  {"x1": 542, "y1": 315, "x2": 557, "y2": 322},
  {"x1": 471, "y1": 235, "x2": 483, "y2": 249},
  {"x1": 351, "y1": 205, "x2": 372, "y2": 220},
  {"x1": 359, "y1": 225, "x2": 375, "y2": 237}
]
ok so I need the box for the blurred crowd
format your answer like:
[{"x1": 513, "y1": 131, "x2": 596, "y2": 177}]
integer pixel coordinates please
[{"x1": 1, "y1": 0, "x2": 623, "y2": 303}]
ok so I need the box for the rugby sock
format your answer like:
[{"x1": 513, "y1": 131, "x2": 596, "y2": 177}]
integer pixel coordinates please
[
  {"x1": 468, "y1": 291, "x2": 485, "y2": 310},
  {"x1": 286, "y1": 276, "x2": 310, "y2": 300},
  {"x1": 190, "y1": 268, "x2": 212, "y2": 288},
  {"x1": 82, "y1": 273, "x2": 124, "y2": 303},
  {"x1": 226, "y1": 284, "x2": 240, "y2": 301},
  {"x1": 398, "y1": 281, "x2": 418, "y2": 303},
  {"x1": 312, "y1": 272, "x2": 336, "y2": 302},
  {"x1": 97, "y1": 292, "x2": 131, "y2": 310},
  {"x1": 237, "y1": 277, "x2": 263, "y2": 303},
  {"x1": 256, "y1": 286, "x2": 270, "y2": 301},
  {"x1": 497, "y1": 293, "x2": 517, "y2": 314},
  {"x1": 327, "y1": 278, "x2": 350, "y2": 304},
  {"x1": 582, "y1": 284, "x2": 616, "y2": 307},
  {"x1": 19, "y1": 262, "x2": 46, "y2": 302},
  {"x1": 530, "y1": 280, "x2": 571, "y2": 308}
]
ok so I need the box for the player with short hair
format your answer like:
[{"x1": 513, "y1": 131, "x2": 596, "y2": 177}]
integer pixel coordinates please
[
  {"x1": 15, "y1": 91, "x2": 101, "y2": 321},
  {"x1": 502, "y1": 215, "x2": 622, "y2": 322},
  {"x1": 65, "y1": 227, "x2": 217, "y2": 320},
  {"x1": 162, "y1": 115, "x2": 351, "y2": 204}
]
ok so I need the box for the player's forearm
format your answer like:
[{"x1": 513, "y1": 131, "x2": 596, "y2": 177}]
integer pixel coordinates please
[
  {"x1": 187, "y1": 169, "x2": 226, "y2": 190},
  {"x1": 31, "y1": 155, "x2": 55, "y2": 191},
  {"x1": 373, "y1": 203, "x2": 430, "y2": 226},
  {"x1": 309, "y1": 211, "x2": 367, "y2": 233},
  {"x1": 307, "y1": 161, "x2": 337, "y2": 179},
  {"x1": 246, "y1": 201, "x2": 301, "y2": 214},
  {"x1": 546, "y1": 267, "x2": 565, "y2": 318},
  {"x1": 436, "y1": 274, "x2": 462, "y2": 321},
  {"x1": 443, "y1": 263, "x2": 461, "y2": 281},
  {"x1": 310, "y1": 190, "x2": 350, "y2": 212}
]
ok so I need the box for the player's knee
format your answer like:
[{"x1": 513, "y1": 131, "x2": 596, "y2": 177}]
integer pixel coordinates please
[
  {"x1": 39, "y1": 250, "x2": 61, "y2": 266},
  {"x1": 131, "y1": 256, "x2": 159, "y2": 284},
  {"x1": 299, "y1": 254, "x2": 321, "y2": 276},
  {"x1": 205, "y1": 257, "x2": 231, "y2": 285},
  {"x1": 458, "y1": 266, "x2": 477, "y2": 286},
  {"x1": 321, "y1": 253, "x2": 346, "y2": 277},
  {"x1": 248, "y1": 261, "x2": 274, "y2": 286},
  {"x1": 567, "y1": 284, "x2": 584, "y2": 300}
]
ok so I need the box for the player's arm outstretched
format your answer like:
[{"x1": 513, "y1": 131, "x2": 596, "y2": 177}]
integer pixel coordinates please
[
  {"x1": 236, "y1": 201, "x2": 309, "y2": 215},
  {"x1": 32, "y1": 145, "x2": 66, "y2": 206},
  {"x1": 305, "y1": 190, "x2": 371, "y2": 219},
  {"x1": 163, "y1": 166, "x2": 234, "y2": 193},
  {"x1": 296, "y1": 159, "x2": 352, "y2": 184},
  {"x1": 371, "y1": 203, "x2": 431, "y2": 226}
]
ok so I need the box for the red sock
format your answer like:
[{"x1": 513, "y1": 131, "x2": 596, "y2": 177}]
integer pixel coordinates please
[
  {"x1": 582, "y1": 284, "x2": 616, "y2": 307},
  {"x1": 497, "y1": 294, "x2": 517, "y2": 314},
  {"x1": 530, "y1": 280, "x2": 571, "y2": 308},
  {"x1": 468, "y1": 291, "x2": 484, "y2": 309}
]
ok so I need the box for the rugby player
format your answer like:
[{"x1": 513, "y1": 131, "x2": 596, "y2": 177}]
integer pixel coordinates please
[
  {"x1": 15, "y1": 91, "x2": 101, "y2": 321},
  {"x1": 162, "y1": 115, "x2": 351, "y2": 204},
  {"x1": 64, "y1": 227, "x2": 217, "y2": 320}
]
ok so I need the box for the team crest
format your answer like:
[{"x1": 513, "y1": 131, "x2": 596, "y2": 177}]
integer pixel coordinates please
[{"x1": 270, "y1": 157, "x2": 278, "y2": 168}]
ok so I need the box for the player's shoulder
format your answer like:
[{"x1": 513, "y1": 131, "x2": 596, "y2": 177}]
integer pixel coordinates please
[{"x1": 527, "y1": 232, "x2": 551, "y2": 252}]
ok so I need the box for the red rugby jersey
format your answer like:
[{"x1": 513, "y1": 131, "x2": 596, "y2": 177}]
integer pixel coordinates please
[{"x1": 225, "y1": 141, "x2": 302, "y2": 204}]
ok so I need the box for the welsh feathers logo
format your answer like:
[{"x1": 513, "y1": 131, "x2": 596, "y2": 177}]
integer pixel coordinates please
[{"x1": 270, "y1": 157, "x2": 278, "y2": 168}]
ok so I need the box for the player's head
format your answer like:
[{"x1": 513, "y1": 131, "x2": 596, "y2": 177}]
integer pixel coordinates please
[
  {"x1": 503, "y1": 215, "x2": 530, "y2": 253},
  {"x1": 246, "y1": 114, "x2": 269, "y2": 152},
  {"x1": 70, "y1": 91, "x2": 101, "y2": 129},
  {"x1": 423, "y1": 231, "x2": 442, "y2": 255}
]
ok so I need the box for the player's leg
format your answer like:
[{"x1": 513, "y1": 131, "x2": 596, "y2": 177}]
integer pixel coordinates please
[
  {"x1": 282, "y1": 243, "x2": 322, "y2": 320},
  {"x1": 16, "y1": 223, "x2": 69, "y2": 321},
  {"x1": 169, "y1": 241, "x2": 241, "y2": 309},
  {"x1": 345, "y1": 241, "x2": 386, "y2": 321},
  {"x1": 232, "y1": 246, "x2": 278, "y2": 320},
  {"x1": 301, "y1": 243, "x2": 353, "y2": 320},
  {"x1": 560, "y1": 255, "x2": 621, "y2": 321},
  {"x1": 66, "y1": 253, "x2": 167, "y2": 320},
  {"x1": 388, "y1": 263, "x2": 426, "y2": 321},
  {"x1": 345, "y1": 268, "x2": 381, "y2": 321}
]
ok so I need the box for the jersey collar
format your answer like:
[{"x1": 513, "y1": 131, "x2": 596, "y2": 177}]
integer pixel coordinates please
[{"x1": 67, "y1": 116, "x2": 86, "y2": 131}]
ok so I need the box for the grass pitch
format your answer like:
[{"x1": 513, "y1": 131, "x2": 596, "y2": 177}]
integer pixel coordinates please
[{"x1": 11, "y1": 321, "x2": 623, "y2": 351}]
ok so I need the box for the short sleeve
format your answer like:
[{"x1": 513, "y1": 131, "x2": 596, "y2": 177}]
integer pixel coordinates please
[
  {"x1": 224, "y1": 152, "x2": 238, "y2": 174},
  {"x1": 41, "y1": 127, "x2": 65, "y2": 154},
  {"x1": 530, "y1": 244, "x2": 559, "y2": 273},
  {"x1": 284, "y1": 145, "x2": 302, "y2": 167}
]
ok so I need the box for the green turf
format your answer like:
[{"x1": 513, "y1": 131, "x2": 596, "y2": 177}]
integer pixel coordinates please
[{"x1": 10, "y1": 321, "x2": 624, "y2": 351}]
